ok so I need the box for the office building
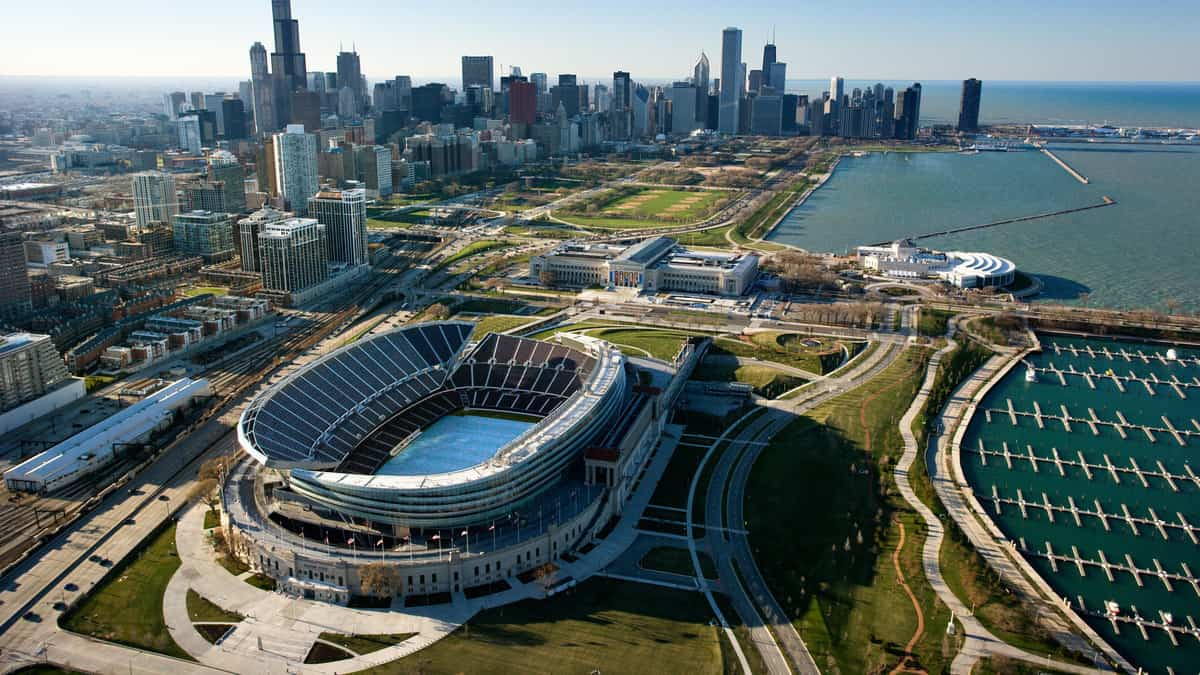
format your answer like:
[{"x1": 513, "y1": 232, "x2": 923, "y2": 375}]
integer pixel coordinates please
[
  {"x1": 0, "y1": 230, "x2": 32, "y2": 319},
  {"x1": 751, "y1": 93, "x2": 783, "y2": 136},
  {"x1": 269, "y1": 0, "x2": 308, "y2": 102},
  {"x1": 552, "y1": 74, "x2": 581, "y2": 117},
  {"x1": 249, "y1": 42, "x2": 273, "y2": 134},
  {"x1": 748, "y1": 69, "x2": 763, "y2": 94},
  {"x1": 718, "y1": 27, "x2": 743, "y2": 134},
  {"x1": 354, "y1": 145, "x2": 393, "y2": 198},
  {"x1": 203, "y1": 93, "x2": 228, "y2": 135},
  {"x1": 172, "y1": 210, "x2": 236, "y2": 262},
  {"x1": 411, "y1": 83, "x2": 448, "y2": 122},
  {"x1": 336, "y1": 49, "x2": 365, "y2": 114},
  {"x1": 761, "y1": 42, "x2": 777, "y2": 88},
  {"x1": 957, "y1": 78, "x2": 982, "y2": 133},
  {"x1": 769, "y1": 63, "x2": 787, "y2": 94},
  {"x1": 530, "y1": 72, "x2": 548, "y2": 94},
  {"x1": 272, "y1": 125, "x2": 319, "y2": 215},
  {"x1": 461, "y1": 55, "x2": 494, "y2": 91},
  {"x1": 238, "y1": 207, "x2": 291, "y2": 272},
  {"x1": 666, "y1": 82, "x2": 698, "y2": 135},
  {"x1": 307, "y1": 187, "x2": 367, "y2": 266},
  {"x1": 259, "y1": 218, "x2": 328, "y2": 293},
  {"x1": 827, "y1": 76, "x2": 845, "y2": 135},
  {"x1": 132, "y1": 172, "x2": 179, "y2": 228},
  {"x1": 509, "y1": 80, "x2": 537, "y2": 126},
  {"x1": 289, "y1": 90, "x2": 320, "y2": 132},
  {"x1": 163, "y1": 91, "x2": 186, "y2": 120},
  {"x1": 894, "y1": 83, "x2": 922, "y2": 140},
  {"x1": 222, "y1": 98, "x2": 247, "y2": 139}
]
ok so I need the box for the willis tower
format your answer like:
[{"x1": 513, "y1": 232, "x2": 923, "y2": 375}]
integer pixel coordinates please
[{"x1": 270, "y1": 0, "x2": 308, "y2": 128}]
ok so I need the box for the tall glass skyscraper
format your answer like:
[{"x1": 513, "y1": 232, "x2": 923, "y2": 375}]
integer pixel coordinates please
[{"x1": 718, "y1": 27, "x2": 743, "y2": 134}]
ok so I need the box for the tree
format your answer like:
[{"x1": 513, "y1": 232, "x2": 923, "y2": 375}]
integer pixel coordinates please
[
  {"x1": 426, "y1": 303, "x2": 451, "y2": 321},
  {"x1": 359, "y1": 563, "x2": 400, "y2": 598},
  {"x1": 194, "y1": 478, "x2": 220, "y2": 514},
  {"x1": 538, "y1": 270, "x2": 558, "y2": 287}
]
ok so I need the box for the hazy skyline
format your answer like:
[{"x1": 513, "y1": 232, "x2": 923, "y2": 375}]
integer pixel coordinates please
[{"x1": 3, "y1": 0, "x2": 1199, "y2": 83}]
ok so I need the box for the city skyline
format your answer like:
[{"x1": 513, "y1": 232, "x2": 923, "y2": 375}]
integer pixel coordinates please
[{"x1": 3, "y1": 0, "x2": 1199, "y2": 82}]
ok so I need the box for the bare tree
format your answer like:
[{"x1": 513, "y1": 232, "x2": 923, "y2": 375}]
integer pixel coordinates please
[{"x1": 359, "y1": 563, "x2": 401, "y2": 598}]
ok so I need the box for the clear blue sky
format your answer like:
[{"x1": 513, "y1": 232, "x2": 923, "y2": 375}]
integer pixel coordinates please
[{"x1": 4, "y1": 0, "x2": 1198, "y2": 82}]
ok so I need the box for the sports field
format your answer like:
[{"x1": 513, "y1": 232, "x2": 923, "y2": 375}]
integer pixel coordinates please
[{"x1": 557, "y1": 187, "x2": 731, "y2": 230}]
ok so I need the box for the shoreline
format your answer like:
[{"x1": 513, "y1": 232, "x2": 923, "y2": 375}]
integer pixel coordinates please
[{"x1": 760, "y1": 154, "x2": 845, "y2": 247}]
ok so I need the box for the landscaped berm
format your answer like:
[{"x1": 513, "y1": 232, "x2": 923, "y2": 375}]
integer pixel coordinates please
[
  {"x1": 556, "y1": 186, "x2": 733, "y2": 230},
  {"x1": 364, "y1": 579, "x2": 729, "y2": 674}
]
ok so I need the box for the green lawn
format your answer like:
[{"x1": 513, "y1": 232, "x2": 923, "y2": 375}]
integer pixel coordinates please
[
  {"x1": 318, "y1": 632, "x2": 417, "y2": 656},
  {"x1": 202, "y1": 509, "x2": 220, "y2": 530},
  {"x1": 364, "y1": 579, "x2": 725, "y2": 675},
  {"x1": 61, "y1": 523, "x2": 192, "y2": 659},
  {"x1": 709, "y1": 332, "x2": 850, "y2": 375},
  {"x1": 744, "y1": 347, "x2": 956, "y2": 675},
  {"x1": 181, "y1": 285, "x2": 228, "y2": 298},
  {"x1": 245, "y1": 573, "x2": 277, "y2": 591},
  {"x1": 532, "y1": 320, "x2": 701, "y2": 361},
  {"x1": 639, "y1": 546, "x2": 719, "y2": 579},
  {"x1": 557, "y1": 186, "x2": 732, "y2": 230},
  {"x1": 675, "y1": 224, "x2": 736, "y2": 248},
  {"x1": 465, "y1": 314, "x2": 537, "y2": 337},
  {"x1": 186, "y1": 589, "x2": 243, "y2": 623},
  {"x1": 917, "y1": 308, "x2": 956, "y2": 338},
  {"x1": 692, "y1": 362, "x2": 805, "y2": 398},
  {"x1": 437, "y1": 239, "x2": 511, "y2": 270}
]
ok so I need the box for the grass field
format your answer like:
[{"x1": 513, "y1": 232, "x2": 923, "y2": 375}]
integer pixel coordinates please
[
  {"x1": 691, "y1": 362, "x2": 806, "y2": 399},
  {"x1": 639, "y1": 546, "x2": 718, "y2": 579},
  {"x1": 709, "y1": 332, "x2": 851, "y2": 375},
  {"x1": 319, "y1": 632, "x2": 417, "y2": 656},
  {"x1": 365, "y1": 579, "x2": 724, "y2": 675},
  {"x1": 531, "y1": 321, "x2": 700, "y2": 361},
  {"x1": 557, "y1": 186, "x2": 731, "y2": 230},
  {"x1": 180, "y1": 285, "x2": 229, "y2": 298},
  {"x1": 744, "y1": 347, "x2": 957, "y2": 675},
  {"x1": 61, "y1": 523, "x2": 191, "y2": 659},
  {"x1": 917, "y1": 308, "x2": 956, "y2": 337},
  {"x1": 186, "y1": 589, "x2": 243, "y2": 623},
  {"x1": 464, "y1": 314, "x2": 538, "y2": 337},
  {"x1": 437, "y1": 239, "x2": 511, "y2": 271}
]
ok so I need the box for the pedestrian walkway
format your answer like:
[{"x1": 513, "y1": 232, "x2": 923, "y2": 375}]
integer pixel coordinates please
[{"x1": 894, "y1": 320, "x2": 1120, "y2": 674}]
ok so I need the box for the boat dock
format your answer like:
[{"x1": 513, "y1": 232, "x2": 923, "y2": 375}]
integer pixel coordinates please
[
  {"x1": 969, "y1": 443, "x2": 1198, "y2": 489},
  {"x1": 989, "y1": 487, "x2": 1200, "y2": 542},
  {"x1": 982, "y1": 404, "x2": 1194, "y2": 446}
]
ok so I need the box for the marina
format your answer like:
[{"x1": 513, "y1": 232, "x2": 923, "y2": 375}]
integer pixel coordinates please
[{"x1": 961, "y1": 335, "x2": 1200, "y2": 673}]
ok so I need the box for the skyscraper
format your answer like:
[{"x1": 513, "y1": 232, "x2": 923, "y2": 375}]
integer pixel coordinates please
[
  {"x1": 336, "y1": 49, "x2": 365, "y2": 114},
  {"x1": 222, "y1": 98, "x2": 247, "y2": 139},
  {"x1": 272, "y1": 125, "x2": 319, "y2": 215},
  {"x1": 308, "y1": 188, "x2": 367, "y2": 267},
  {"x1": 0, "y1": 229, "x2": 32, "y2": 320},
  {"x1": 238, "y1": 207, "x2": 291, "y2": 272},
  {"x1": 530, "y1": 72, "x2": 548, "y2": 95},
  {"x1": 258, "y1": 217, "x2": 328, "y2": 293},
  {"x1": 249, "y1": 42, "x2": 274, "y2": 135},
  {"x1": 132, "y1": 172, "x2": 179, "y2": 227},
  {"x1": 0, "y1": 332, "x2": 69, "y2": 411},
  {"x1": 509, "y1": 80, "x2": 537, "y2": 126},
  {"x1": 894, "y1": 83, "x2": 922, "y2": 140},
  {"x1": 957, "y1": 78, "x2": 982, "y2": 133},
  {"x1": 768, "y1": 63, "x2": 787, "y2": 94},
  {"x1": 827, "y1": 76, "x2": 845, "y2": 135},
  {"x1": 761, "y1": 42, "x2": 777, "y2": 88},
  {"x1": 693, "y1": 52, "x2": 710, "y2": 127},
  {"x1": 667, "y1": 82, "x2": 698, "y2": 135},
  {"x1": 461, "y1": 56, "x2": 495, "y2": 91},
  {"x1": 718, "y1": 27, "x2": 743, "y2": 134},
  {"x1": 269, "y1": 0, "x2": 308, "y2": 127},
  {"x1": 612, "y1": 71, "x2": 632, "y2": 139},
  {"x1": 748, "y1": 69, "x2": 763, "y2": 94}
]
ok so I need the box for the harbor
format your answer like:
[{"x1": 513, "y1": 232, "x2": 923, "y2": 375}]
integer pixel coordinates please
[{"x1": 961, "y1": 335, "x2": 1200, "y2": 673}]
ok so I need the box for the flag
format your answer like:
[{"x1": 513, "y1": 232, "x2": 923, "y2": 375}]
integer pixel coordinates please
[
  {"x1": 377, "y1": 538, "x2": 384, "y2": 547},
  {"x1": 460, "y1": 529, "x2": 468, "y2": 537},
  {"x1": 431, "y1": 534, "x2": 440, "y2": 541},
  {"x1": 347, "y1": 537, "x2": 355, "y2": 546},
  {"x1": 488, "y1": 523, "x2": 495, "y2": 531}
]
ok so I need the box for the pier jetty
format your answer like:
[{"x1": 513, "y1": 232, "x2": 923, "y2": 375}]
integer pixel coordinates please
[{"x1": 1038, "y1": 144, "x2": 1091, "y2": 184}]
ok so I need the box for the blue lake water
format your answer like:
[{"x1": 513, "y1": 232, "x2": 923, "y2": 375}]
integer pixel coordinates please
[
  {"x1": 783, "y1": 80, "x2": 1200, "y2": 128},
  {"x1": 767, "y1": 143, "x2": 1200, "y2": 311},
  {"x1": 375, "y1": 414, "x2": 533, "y2": 476}
]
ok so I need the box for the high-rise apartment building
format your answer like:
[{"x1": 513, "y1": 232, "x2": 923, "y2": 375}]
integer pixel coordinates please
[
  {"x1": 826, "y1": 76, "x2": 845, "y2": 135},
  {"x1": 0, "y1": 332, "x2": 69, "y2": 413},
  {"x1": 957, "y1": 78, "x2": 982, "y2": 132},
  {"x1": 718, "y1": 27, "x2": 743, "y2": 134},
  {"x1": 461, "y1": 56, "x2": 495, "y2": 91},
  {"x1": 272, "y1": 125, "x2": 319, "y2": 215},
  {"x1": 259, "y1": 217, "x2": 328, "y2": 293},
  {"x1": 354, "y1": 145, "x2": 393, "y2": 198},
  {"x1": 307, "y1": 188, "x2": 367, "y2": 267},
  {"x1": 238, "y1": 207, "x2": 291, "y2": 272},
  {"x1": 0, "y1": 230, "x2": 32, "y2": 320},
  {"x1": 177, "y1": 114, "x2": 202, "y2": 154},
  {"x1": 171, "y1": 210, "x2": 236, "y2": 262},
  {"x1": 132, "y1": 172, "x2": 179, "y2": 228}
]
